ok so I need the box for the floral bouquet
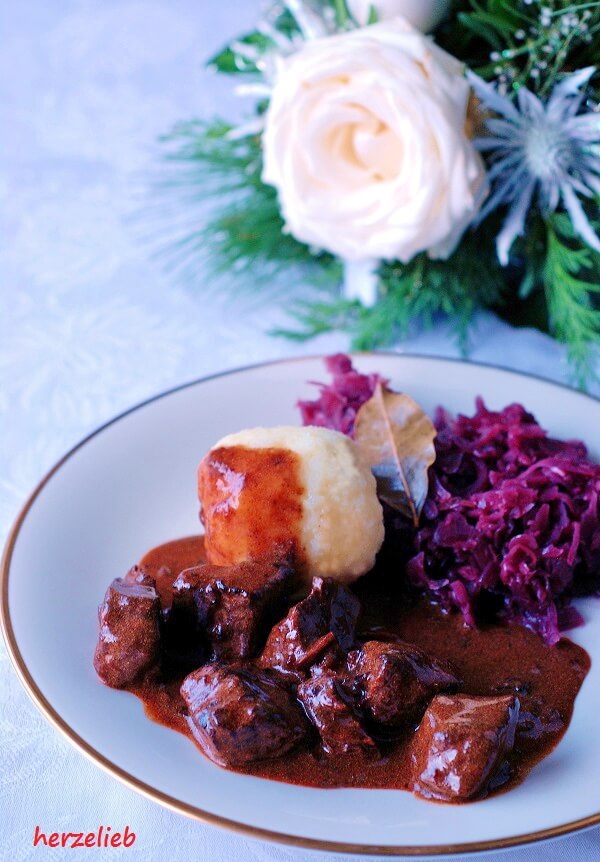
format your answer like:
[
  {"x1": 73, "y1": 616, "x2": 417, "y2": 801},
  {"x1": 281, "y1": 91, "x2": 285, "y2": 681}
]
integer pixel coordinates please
[{"x1": 159, "y1": 1, "x2": 600, "y2": 383}]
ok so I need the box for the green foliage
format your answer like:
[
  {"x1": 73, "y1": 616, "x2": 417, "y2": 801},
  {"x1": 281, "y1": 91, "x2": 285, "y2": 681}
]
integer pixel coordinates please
[
  {"x1": 207, "y1": 1, "x2": 357, "y2": 78},
  {"x1": 332, "y1": 0, "x2": 352, "y2": 27},
  {"x1": 443, "y1": 0, "x2": 600, "y2": 95},
  {"x1": 208, "y1": 33, "x2": 274, "y2": 77},
  {"x1": 154, "y1": 119, "x2": 330, "y2": 282},
  {"x1": 457, "y1": 0, "x2": 525, "y2": 51},
  {"x1": 208, "y1": 7, "x2": 300, "y2": 76},
  {"x1": 277, "y1": 228, "x2": 506, "y2": 352},
  {"x1": 366, "y1": 5, "x2": 379, "y2": 25},
  {"x1": 543, "y1": 213, "x2": 600, "y2": 385}
]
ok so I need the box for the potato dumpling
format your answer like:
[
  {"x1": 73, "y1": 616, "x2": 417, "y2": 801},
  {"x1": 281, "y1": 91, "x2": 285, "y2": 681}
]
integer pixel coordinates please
[{"x1": 198, "y1": 425, "x2": 384, "y2": 585}]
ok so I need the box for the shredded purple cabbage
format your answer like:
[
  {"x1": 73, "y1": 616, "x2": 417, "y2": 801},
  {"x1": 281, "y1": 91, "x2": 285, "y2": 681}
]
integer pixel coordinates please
[
  {"x1": 298, "y1": 354, "x2": 384, "y2": 435},
  {"x1": 299, "y1": 355, "x2": 600, "y2": 644}
]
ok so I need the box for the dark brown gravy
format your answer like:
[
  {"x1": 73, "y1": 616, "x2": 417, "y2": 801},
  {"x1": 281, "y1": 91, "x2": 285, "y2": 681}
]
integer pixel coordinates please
[{"x1": 129, "y1": 536, "x2": 590, "y2": 799}]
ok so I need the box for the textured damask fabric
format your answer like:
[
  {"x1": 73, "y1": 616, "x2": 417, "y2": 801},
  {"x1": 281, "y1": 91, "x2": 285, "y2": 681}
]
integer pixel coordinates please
[{"x1": 1, "y1": 1, "x2": 599, "y2": 859}]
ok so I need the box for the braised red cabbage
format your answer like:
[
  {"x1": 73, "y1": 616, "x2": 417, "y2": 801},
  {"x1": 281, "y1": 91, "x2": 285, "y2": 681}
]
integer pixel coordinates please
[
  {"x1": 298, "y1": 355, "x2": 600, "y2": 644},
  {"x1": 298, "y1": 354, "x2": 384, "y2": 435}
]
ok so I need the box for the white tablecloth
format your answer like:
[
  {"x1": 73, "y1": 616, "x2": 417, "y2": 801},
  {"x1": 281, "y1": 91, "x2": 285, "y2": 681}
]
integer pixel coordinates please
[{"x1": 2, "y1": 1, "x2": 599, "y2": 859}]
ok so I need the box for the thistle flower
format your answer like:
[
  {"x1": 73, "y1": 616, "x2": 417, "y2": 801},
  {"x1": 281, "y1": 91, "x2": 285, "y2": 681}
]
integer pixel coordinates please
[{"x1": 468, "y1": 68, "x2": 600, "y2": 264}]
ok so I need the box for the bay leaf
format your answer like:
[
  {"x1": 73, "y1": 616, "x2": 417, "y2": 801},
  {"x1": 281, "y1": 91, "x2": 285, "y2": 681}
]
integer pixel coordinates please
[{"x1": 354, "y1": 382, "x2": 436, "y2": 525}]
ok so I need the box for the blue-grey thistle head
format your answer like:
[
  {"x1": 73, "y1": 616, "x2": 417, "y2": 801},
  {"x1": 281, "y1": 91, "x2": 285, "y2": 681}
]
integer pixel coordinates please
[{"x1": 468, "y1": 68, "x2": 600, "y2": 264}]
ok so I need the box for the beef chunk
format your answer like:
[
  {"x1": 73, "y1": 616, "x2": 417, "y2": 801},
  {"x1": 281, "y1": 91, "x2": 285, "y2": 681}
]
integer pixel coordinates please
[
  {"x1": 181, "y1": 664, "x2": 309, "y2": 766},
  {"x1": 170, "y1": 552, "x2": 296, "y2": 662},
  {"x1": 411, "y1": 694, "x2": 520, "y2": 801},
  {"x1": 258, "y1": 577, "x2": 360, "y2": 677},
  {"x1": 348, "y1": 640, "x2": 460, "y2": 726},
  {"x1": 298, "y1": 669, "x2": 377, "y2": 756},
  {"x1": 94, "y1": 568, "x2": 161, "y2": 688}
]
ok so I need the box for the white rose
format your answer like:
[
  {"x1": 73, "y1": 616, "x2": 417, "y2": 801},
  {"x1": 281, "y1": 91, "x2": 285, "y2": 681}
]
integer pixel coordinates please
[
  {"x1": 261, "y1": 20, "x2": 486, "y2": 264},
  {"x1": 347, "y1": 0, "x2": 450, "y2": 32}
]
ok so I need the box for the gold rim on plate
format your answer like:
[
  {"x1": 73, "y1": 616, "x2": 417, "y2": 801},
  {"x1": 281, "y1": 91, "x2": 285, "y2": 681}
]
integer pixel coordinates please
[{"x1": 2, "y1": 353, "x2": 600, "y2": 856}]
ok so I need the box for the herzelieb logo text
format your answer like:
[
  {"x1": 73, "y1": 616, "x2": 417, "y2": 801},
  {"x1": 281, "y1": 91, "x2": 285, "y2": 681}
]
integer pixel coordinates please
[{"x1": 33, "y1": 826, "x2": 136, "y2": 849}]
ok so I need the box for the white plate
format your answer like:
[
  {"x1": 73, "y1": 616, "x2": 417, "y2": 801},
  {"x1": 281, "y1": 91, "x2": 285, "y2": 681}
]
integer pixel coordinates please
[{"x1": 3, "y1": 354, "x2": 600, "y2": 856}]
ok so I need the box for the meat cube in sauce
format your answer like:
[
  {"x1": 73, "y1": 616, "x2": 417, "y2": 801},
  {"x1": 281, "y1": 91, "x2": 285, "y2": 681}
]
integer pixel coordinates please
[
  {"x1": 94, "y1": 567, "x2": 161, "y2": 688},
  {"x1": 258, "y1": 577, "x2": 360, "y2": 677},
  {"x1": 170, "y1": 552, "x2": 296, "y2": 662},
  {"x1": 348, "y1": 640, "x2": 460, "y2": 727},
  {"x1": 181, "y1": 664, "x2": 309, "y2": 767},
  {"x1": 298, "y1": 669, "x2": 377, "y2": 756},
  {"x1": 411, "y1": 694, "x2": 520, "y2": 801}
]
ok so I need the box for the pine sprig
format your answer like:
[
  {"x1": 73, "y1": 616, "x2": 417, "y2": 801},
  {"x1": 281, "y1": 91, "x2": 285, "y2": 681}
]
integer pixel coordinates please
[
  {"x1": 277, "y1": 227, "x2": 506, "y2": 351},
  {"x1": 543, "y1": 212, "x2": 600, "y2": 384},
  {"x1": 153, "y1": 120, "x2": 329, "y2": 282}
]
